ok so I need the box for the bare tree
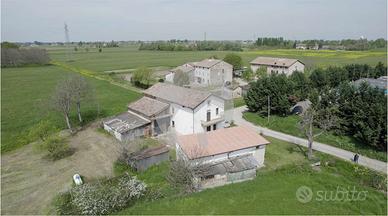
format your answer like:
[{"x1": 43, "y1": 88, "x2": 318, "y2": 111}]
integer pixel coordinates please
[
  {"x1": 51, "y1": 79, "x2": 73, "y2": 132},
  {"x1": 167, "y1": 140, "x2": 209, "y2": 194},
  {"x1": 299, "y1": 107, "x2": 336, "y2": 160},
  {"x1": 173, "y1": 69, "x2": 190, "y2": 86},
  {"x1": 68, "y1": 74, "x2": 92, "y2": 123}
]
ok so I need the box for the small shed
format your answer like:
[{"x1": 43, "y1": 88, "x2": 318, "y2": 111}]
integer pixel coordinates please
[
  {"x1": 290, "y1": 100, "x2": 311, "y2": 115},
  {"x1": 128, "y1": 145, "x2": 170, "y2": 171}
]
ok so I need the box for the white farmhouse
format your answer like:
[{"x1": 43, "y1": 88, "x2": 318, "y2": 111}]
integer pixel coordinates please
[
  {"x1": 191, "y1": 59, "x2": 233, "y2": 86},
  {"x1": 176, "y1": 126, "x2": 270, "y2": 189},
  {"x1": 144, "y1": 83, "x2": 226, "y2": 135},
  {"x1": 250, "y1": 57, "x2": 305, "y2": 76},
  {"x1": 165, "y1": 63, "x2": 195, "y2": 83}
]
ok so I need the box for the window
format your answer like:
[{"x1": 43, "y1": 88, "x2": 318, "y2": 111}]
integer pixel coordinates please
[
  {"x1": 206, "y1": 126, "x2": 211, "y2": 131},
  {"x1": 172, "y1": 121, "x2": 175, "y2": 127},
  {"x1": 206, "y1": 110, "x2": 211, "y2": 121},
  {"x1": 172, "y1": 107, "x2": 175, "y2": 114},
  {"x1": 213, "y1": 124, "x2": 216, "y2": 130},
  {"x1": 216, "y1": 108, "x2": 219, "y2": 115}
]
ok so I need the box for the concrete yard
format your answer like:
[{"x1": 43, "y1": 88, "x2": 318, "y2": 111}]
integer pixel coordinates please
[{"x1": 1, "y1": 124, "x2": 122, "y2": 215}]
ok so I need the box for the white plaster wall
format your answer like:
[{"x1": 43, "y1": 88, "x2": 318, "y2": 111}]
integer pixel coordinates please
[
  {"x1": 165, "y1": 72, "x2": 174, "y2": 83},
  {"x1": 193, "y1": 67, "x2": 210, "y2": 85},
  {"x1": 254, "y1": 145, "x2": 266, "y2": 166},
  {"x1": 193, "y1": 95, "x2": 225, "y2": 133},
  {"x1": 228, "y1": 147, "x2": 256, "y2": 158},
  {"x1": 287, "y1": 61, "x2": 305, "y2": 74},
  {"x1": 210, "y1": 61, "x2": 233, "y2": 85},
  {"x1": 170, "y1": 103, "x2": 194, "y2": 135}
]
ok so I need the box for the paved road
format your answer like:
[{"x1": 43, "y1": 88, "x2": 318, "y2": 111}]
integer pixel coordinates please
[{"x1": 233, "y1": 106, "x2": 387, "y2": 173}]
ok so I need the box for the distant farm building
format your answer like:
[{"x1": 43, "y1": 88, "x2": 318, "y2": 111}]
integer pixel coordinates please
[
  {"x1": 250, "y1": 57, "x2": 305, "y2": 76},
  {"x1": 165, "y1": 59, "x2": 233, "y2": 87},
  {"x1": 353, "y1": 76, "x2": 388, "y2": 95}
]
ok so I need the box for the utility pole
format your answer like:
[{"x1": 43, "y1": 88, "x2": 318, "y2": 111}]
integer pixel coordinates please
[
  {"x1": 267, "y1": 96, "x2": 270, "y2": 124},
  {"x1": 64, "y1": 23, "x2": 72, "y2": 62},
  {"x1": 204, "y1": 32, "x2": 207, "y2": 41}
]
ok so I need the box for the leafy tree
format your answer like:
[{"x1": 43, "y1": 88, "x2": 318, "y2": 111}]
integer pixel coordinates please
[
  {"x1": 289, "y1": 71, "x2": 310, "y2": 100},
  {"x1": 242, "y1": 68, "x2": 254, "y2": 81},
  {"x1": 173, "y1": 69, "x2": 190, "y2": 86},
  {"x1": 309, "y1": 68, "x2": 328, "y2": 89},
  {"x1": 326, "y1": 66, "x2": 348, "y2": 87},
  {"x1": 255, "y1": 66, "x2": 267, "y2": 78},
  {"x1": 131, "y1": 67, "x2": 154, "y2": 88},
  {"x1": 223, "y1": 53, "x2": 242, "y2": 70},
  {"x1": 28, "y1": 120, "x2": 57, "y2": 141},
  {"x1": 374, "y1": 62, "x2": 387, "y2": 77},
  {"x1": 245, "y1": 74, "x2": 293, "y2": 116}
]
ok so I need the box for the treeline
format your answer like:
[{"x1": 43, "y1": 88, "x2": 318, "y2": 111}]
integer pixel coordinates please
[
  {"x1": 139, "y1": 40, "x2": 242, "y2": 51},
  {"x1": 245, "y1": 62, "x2": 387, "y2": 150},
  {"x1": 254, "y1": 37, "x2": 387, "y2": 50},
  {"x1": 1, "y1": 42, "x2": 50, "y2": 67}
]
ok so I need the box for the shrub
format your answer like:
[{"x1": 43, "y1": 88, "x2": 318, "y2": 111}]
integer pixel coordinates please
[
  {"x1": 53, "y1": 192, "x2": 80, "y2": 215},
  {"x1": 44, "y1": 136, "x2": 73, "y2": 160},
  {"x1": 28, "y1": 120, "x2": 57, "y2": 142},
  {"x1": 70, "y1": 174, "x2": 147, "y2": 215}
]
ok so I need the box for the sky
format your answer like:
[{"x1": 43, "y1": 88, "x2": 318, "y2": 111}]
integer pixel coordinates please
[{"x1": 1, "y1": 0, "x2": 387, "y2": 42}]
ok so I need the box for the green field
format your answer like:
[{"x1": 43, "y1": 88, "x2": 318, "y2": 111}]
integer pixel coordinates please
[
  {"x1": 1, "y1": 65, "x2": 140, "y2": 152},
  {"x1": 47, "y1": 46, "x2": 387, "y2": 73},
  {"x1": 117, "y1": 137, "x2": 387, "y2": 215},
  {"x1": 243, "y1": 112, "x2": 387, "y2": 162}
]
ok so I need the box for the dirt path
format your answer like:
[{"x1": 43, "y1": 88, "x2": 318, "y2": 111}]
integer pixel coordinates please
[{"x1": 1, "y1": 124, "x2": 122, "y2": 215}]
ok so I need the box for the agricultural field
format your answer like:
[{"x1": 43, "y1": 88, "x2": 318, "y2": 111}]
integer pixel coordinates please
[
  {"x1": 47, "y1": 45, "x2": 387, "y2": 73},
  {"x1": 1, "y1": 65, "x2": 141, "y2": 153},
  {"x1": 117, "y1": 137, "x2": 387, "y2": 215}
]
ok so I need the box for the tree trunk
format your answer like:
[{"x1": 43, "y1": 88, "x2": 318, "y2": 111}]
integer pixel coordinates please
[
  {"x1": 307, "y1": 138, "x2": 313, "y2": 160},
  {"x1": 65, "y1": 113, "x2": 72, "y2": 132},
  {"x1": 76, "y1": 102, "x2": 82, "y2": 123}
]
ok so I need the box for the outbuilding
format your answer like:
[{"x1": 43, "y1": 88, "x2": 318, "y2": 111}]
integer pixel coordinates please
[
  {"x1": 128, "y1": 145, "x2": 170, "y2": 171},
  {"x1": 176, "y1": 126, "x2": 270, "y2": 189}
]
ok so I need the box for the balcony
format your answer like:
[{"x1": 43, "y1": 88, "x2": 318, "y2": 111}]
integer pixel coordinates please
[{"x1": 201, "y1": 113, "x2": 225, "y2": 127}]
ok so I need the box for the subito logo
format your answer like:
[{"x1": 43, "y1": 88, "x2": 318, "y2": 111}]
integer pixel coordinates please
[{"x1": 296, "y1": 186, "x2": 313, "y2": 203}]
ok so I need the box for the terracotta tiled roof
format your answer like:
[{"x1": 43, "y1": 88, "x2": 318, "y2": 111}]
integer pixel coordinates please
[{"x1": 177, "y1": 126, "x2": 270, "y2": 159}]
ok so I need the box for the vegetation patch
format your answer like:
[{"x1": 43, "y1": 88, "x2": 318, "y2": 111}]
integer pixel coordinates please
[{"x1": 54, "y1": 173, "x2": 146, "y2": 215}]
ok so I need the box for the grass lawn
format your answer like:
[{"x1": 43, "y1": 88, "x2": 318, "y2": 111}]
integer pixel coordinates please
[
  {"x1": 243, "y1": 112, "x2": 387, "y2": 162},
  {"x1": 1, "y1": 65, "x2": 141, "y2": 153},
  {"x1": 117, "y1": 137, "x2": 387, "y2": 215},
  {"x1": 233, "y1": 97, "x2": 246, "y2": 107},
  {"x1": 47, "y1": 46, "x2": 387, "y2": 73}
]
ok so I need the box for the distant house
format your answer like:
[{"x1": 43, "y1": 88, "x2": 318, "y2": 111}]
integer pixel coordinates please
[
  {"x1": 128, "y1": 145, "x2": 170, "y2": 171},
  {"x1": 296, "y1": 43, "x2": 307, "y2": 50},
  {"x1": 250, "y1": 57, "x2": 305, "y2": 76},
  {"x1": 353, "y1": 76, "x2": 388, "y2": 94},
  {"x1": 176, "y1": 126, "x2": 270, "y2": 189},
  {"x1": 144, "y1": 83, "x2": 226, "y2": 135},
  {"x1": 192, "y1": 59, "x2": 233, "y2": 86},
  {"x1": 165, "y1": 63, "x2": 195, "y2": 83}
]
